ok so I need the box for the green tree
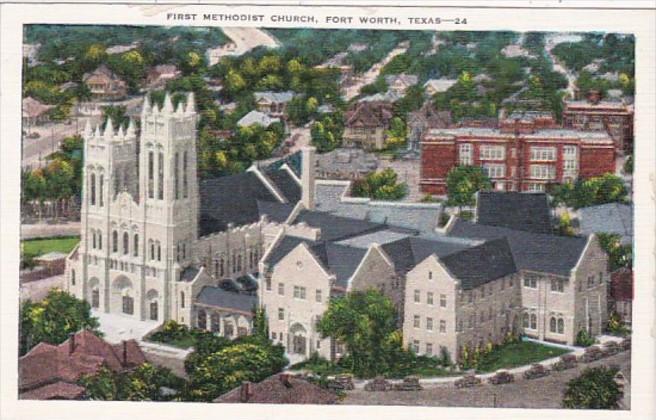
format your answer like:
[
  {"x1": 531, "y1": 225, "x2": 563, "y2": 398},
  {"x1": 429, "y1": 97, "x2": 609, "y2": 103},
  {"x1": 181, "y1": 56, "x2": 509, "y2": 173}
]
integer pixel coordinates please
[
  {"x1": 310, "y1": 114, "x2": 343, "y2": 153},
  {"x1": 446, "y1": 166, "x2": 491, "y2": 208},
  {"x1": 20, "y1": 289, "x2": 100, "y2": 356},
  {"x1": 351, "y1": 168, "x2": 407, "y2": 201},
  {"x1": 562, "y1": 366, "x2": 622, "y2": 409},
  {"x1": 186, "y1": 342, "x2": 287, "y2": 402},
  {"x1": 384, "y1": 117, "x2": 407, "y2": 150},
  {"x1": 597, "y1": 232, "x2": 632, "y2": 271},
  {"x1": 252, "y1": 306, "x2": 270, "y2": 342},
  {"x1": 316, "y1": 290, "x2": 399, "y2": 378}
]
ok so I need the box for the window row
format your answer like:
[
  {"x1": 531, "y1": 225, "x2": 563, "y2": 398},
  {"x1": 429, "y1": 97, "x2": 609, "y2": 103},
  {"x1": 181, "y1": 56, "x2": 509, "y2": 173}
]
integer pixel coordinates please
[
  {"x1": 529, "y1": 164, "x2": 556, "y2": 180},
  {"x1": 110, "y1": 231, "x2": 140, "y2": 257},
  {"x1": 213, "y1": 247, "x2": 261, "y2": 278},
  {"x1": 482, "y1": 163, "x2": 506, "y2": 179},
  {"x1": 412, "y1": 315, "x2": 447, "y2": 333},
  {"x1": 530, "y1": 146, "x2": 556, "y2": 162},
  {"x1": 413, "y1": 290, "x2": 447, "y2": 307},
  {"x1": 480, "y1": 145, "x2": 505, "y2": 161},
  {"x1": 88, "y1": 173, "x2": 105, "y2": 207}
]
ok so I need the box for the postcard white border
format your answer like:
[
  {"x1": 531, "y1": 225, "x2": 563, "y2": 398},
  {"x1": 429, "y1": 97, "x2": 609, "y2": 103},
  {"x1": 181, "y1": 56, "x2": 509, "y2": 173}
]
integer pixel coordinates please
[{"x1": 1, "y1": 2, "x2": 654, "y2": 420}]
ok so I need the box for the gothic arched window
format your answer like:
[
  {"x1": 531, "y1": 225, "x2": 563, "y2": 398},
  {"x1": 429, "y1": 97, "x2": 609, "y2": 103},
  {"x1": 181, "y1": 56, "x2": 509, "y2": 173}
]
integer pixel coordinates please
[
  {"x1": 123, "y1": 232, "x2": 129, "y2": 255},
  {"x1": 530, "y1": 314, "x2": 537, "y2": 330},
  {"x1": 182, "y1": 151, "x2": 188, "y2": 198},
  {"x1": 112, "y1": 230, "x2": 118, "y2": 253},
  {"x1": 90, "y1": 173, "x2": 96, "y2": 205},
  {"x1": 158, "y1": 152, "x2": 164, "y2": 200},
  {"x1": 557, "y1": 318, "x2": 565, "y2": 334},
  {"x1": 550, "y1": 317, "x2": 557, "y2": 333},
  {"x1": 98, "y1": 232, "x2": 102, "y2": 250},
  {"x1": 133, "y1": 234, "x2": 139, "y2": 257},
  {"x1": 99, "y1": 174, "x2": 104, "y2": 207}
]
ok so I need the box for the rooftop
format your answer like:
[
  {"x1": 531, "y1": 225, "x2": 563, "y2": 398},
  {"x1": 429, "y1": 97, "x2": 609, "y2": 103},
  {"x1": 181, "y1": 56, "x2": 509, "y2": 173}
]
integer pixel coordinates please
[
  {"x1": 237, "y1": 110, "x2": 280, "y2": 127},
  {"x1": 196, "y1": 285, "x2": 257, "y2": 313},
  {"x1": 578, "y1": 203, "x2": 633, "y2": 245},
  {"x1": 214, "y1": 373, "x2": 338, "y2": 404},
  {"x1": 476, "y1": 192, "x2": 553, "y2": 234}
]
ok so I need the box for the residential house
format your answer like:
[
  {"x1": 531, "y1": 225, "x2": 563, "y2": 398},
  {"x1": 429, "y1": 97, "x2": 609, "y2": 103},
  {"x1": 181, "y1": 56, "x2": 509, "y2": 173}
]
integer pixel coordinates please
[
  {"x1": 315, "y1": 148, "x2": 379, "y2": 180},
  {"x1": 214, "y1": 373, "x2": 338, "y2": 404},
  {"x1": 385, "y1": 74, "x2": 419, "y2": 95},
  {"x1": 19, "y1": 329, "x2": 145, "y2": 400},
  {"x1": 254, "y1": 91, "x2": 295, "y2": 118},
  {"x1": 343, "y1": 101, "x2": 394, "y2": 150},
  {"x1": 146, "y1": 64, "x2": 181, "y2": 88},
  {"x1": 423, "y1": 79, "x2": 458, "y2": 96},
  {"x1": 237, "y1": 110, "x2": 281, "y2": 128},
  {"x1": 22, "y1": 96, "x2": 53, "y2": 128},
  {"x1": 82, "y1": 65, "x2": 128, "y2": 100}
]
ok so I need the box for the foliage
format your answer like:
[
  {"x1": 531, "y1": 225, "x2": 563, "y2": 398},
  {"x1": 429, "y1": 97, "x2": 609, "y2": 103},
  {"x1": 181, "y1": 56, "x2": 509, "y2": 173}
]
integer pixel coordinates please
[
  {"x1": 186, "y1": 342, "x2": 287, "y2": 402},
  {"x1": 252, "y1": 306, "x2": 270, "y2": 342},
  {"x1": 446, "y1": 166, "x2": 491, "y2": 208},
  {"x1": 606, "y1": 311, "x2": 631, "y2": 337},
  {"x1": 549, "y1": 174, "x2": 628, "y2": 209},
  {"x1": 623, "y1": 155, "x2": 633, "y2": 175},
  {"x1": 316, "y1": 290, "x2": 403, "y2": 378},
  {"x1": 20, "y1": 289, "x2": 100, "y2": 356},
  {"x1": 351, "y1": 168, "x2": 407, "y2": 201},
  {"x1": 557, "y1": 212, "x2": 575, "y2": 236},
  {"x1": 148, "y1": 320, "x2": 199, "y2": 349},
  {"x1": 311, "y1": 113, "x2": 344, "y2": 153},
  {"x1": 80, "y1": 363, "x2": 185, "y2": 401},
  {"x1": 562, "y1": 366, "x2": 622, "y2": 409},
  {"x1": 575, "y1": 329, "x2": 596, "y2": 347},
  {"x1": 383, "y1": 117, "x2": 407, "y2": 150},
  {"x1": 596, "y1": 232, "x2": 632, "y2": 271},
  {"x1": 101, "y1": 105, "x2": 130, "y2": 130}
]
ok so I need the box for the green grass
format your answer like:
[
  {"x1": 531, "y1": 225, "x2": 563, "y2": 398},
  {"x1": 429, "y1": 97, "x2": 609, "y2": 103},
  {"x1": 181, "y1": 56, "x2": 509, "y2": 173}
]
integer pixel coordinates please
[
  {"x1": 149, "y1": 335, "x2": 196, "y2": 349},
  {"x1": 475, "y1": 341, "x2": 570, "y2": 373},
  {"x1": 22, "y1": 236, "x2": 80, "y2": 257}
]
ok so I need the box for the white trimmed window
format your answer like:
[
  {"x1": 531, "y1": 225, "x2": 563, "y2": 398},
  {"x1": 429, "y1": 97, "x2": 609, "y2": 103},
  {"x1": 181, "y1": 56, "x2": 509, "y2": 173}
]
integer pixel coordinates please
[
  {"x1": 483, "y1": 163, "x2": 506, "y2": 179},
  {"x1": 530, "y1": 164, "x2": 556, "y2": 180},
  {"x1": 427, "y1": 292, "x2": 434, "y2": 305},
  {"x1": 414, "y1": 315, "x2": 420, "y2": 328},
  {"x1": 563, "y1": 145, "x2": 579, "y2": 179},
  {"x1": 550, "y1": 279, "x2": 565, "y2": 293},
  {"x1": 530, "y1": 146, "x2": 556, "y2": 161},
  {"x1": 440, "y1": 294, "x2": 447, "y2": 308},
  {"x1": 426, "y1": 317, "x2": 433, "y2": 331},
  {"x1": 524, "y1": 274, "x2": 538, "y2": 289},
  {"x1": 459, "y1": 143, "x2": 472, "y2": 165},
  {"x1": 480, "y1": 145, "x2": 505, "y2": 160},
  {"x1": 527, "y1": 183, "x2": 546, "y2": 192},
  {"x1": 414, "y1": 289, "x2": 420, "y2": 303},
  {"x1": 426, "y1": 343, "x2": 433, "y2": 356},
  {"x1": 278, "y1": 282, "x2": 285, "y2": 296},
  {"x1": 293, "y1": 286, "x2": 306, "y2": 299},
  {"x1": 439, "y1": 320, "x2": 447, "y2": 333}
]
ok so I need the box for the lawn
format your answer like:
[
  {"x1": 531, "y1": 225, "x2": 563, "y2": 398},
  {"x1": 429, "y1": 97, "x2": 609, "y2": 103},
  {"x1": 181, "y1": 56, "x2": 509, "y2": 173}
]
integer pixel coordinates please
[
  {"x1": 475, "y1": 340, "x2": 570, "y2": 373},
  {"x1": 149, "y1": 335, "x2": 196, "y2": 349},
  {"x1": 22, "y1": 236, "x2": 80, "y2": 257}
]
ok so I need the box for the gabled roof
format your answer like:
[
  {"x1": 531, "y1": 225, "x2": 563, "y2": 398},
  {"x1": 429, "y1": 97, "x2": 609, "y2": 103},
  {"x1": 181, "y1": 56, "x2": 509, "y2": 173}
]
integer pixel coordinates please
[
  {"x1": 237, "y1": 110, "x2": 280, "y2": 127},
  {"x1": 380, "y1": 236, "x2": 471, "y2": 275},
  {"x1": 256, "y1": 200, "x2": 295, "y2": 223},
  {"x1": 476, "y1": 191, "x2": 553, "y2": 234},
  {"x1": 214, "y1": 373, "x2": 338, "y2": 404},
  {"x1": 440, "y1": 238, "x2": 517, "y2": 289},
  {"x1": 199, "y1": 172, "x2": 278, "y2": 235},
  {"x1": 263, "y1": 166, "x2": 301, "y2": 203},
  {"x1": 19, "y1": 330, "x2": 145, "y2": 396},
  {"x1": 22, "y1": 96, "x2": 53, "y2": 118},
  {"x1": 262, "y1": 235, "x2": 366, "y2": 289},
  {"x1": 196, "y1": 286, "x2": 257, "y2": 313},
  {"x1": 19, "y1": 381, "x2": 86, "y2": 400},
  {"x1": 254, "y1": 91, "x2": 295, "y2": 104},
  {"x1": 448, "y1": 219, "x2": 588, "y2": 277},
  {"x1": 345, "y1": 101, "x2": 394, "y2": 127}
]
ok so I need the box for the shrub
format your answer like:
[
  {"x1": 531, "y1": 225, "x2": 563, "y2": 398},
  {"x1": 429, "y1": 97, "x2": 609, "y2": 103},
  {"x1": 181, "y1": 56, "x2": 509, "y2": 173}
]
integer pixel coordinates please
[
  {"x1": 606, "y1": 312, "x2": 631, "y2": 337},
  {"x1": 575, "y1": 330, "x2": 596, "y2": 347},
  {"x1": 562, "y1": 366, "x2": 622, "y2": 409},
  {"x1": 488, "y1": 371, "x2": 514, "y2": 385}
]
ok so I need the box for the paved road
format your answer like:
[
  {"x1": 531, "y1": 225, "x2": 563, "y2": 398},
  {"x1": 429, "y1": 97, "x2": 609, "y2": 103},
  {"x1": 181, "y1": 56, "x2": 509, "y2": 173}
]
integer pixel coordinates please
[
  {"x1": 341, "y1": 350, "x2": 631, "y2": 409},
  {"x1": 206, "y1": 27, "x2": 279, "y2": 66},
  {"x1": 21, "y1": 222, "x2": 81, "y2": 240},
  {"x1": 544, "y1": 33, "x2": 583, "y2": 100},
  {"x1": 344, "y1": 43, "x2": 409, "y2": 101}
]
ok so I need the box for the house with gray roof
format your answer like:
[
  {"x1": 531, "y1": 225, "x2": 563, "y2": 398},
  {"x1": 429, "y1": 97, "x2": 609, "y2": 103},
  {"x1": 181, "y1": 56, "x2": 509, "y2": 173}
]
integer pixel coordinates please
[
  {"x1": 578, "y1": 203, "x2": 632, "y2": 245},
  {"x1": 237, "y1": 110, "x2": 281, "y2": 128},
  {"x1": 254, "y1": 91, "x2": 295, "y2": 117},
  {"x1": 475, "y1": 191, "x2": 553, "y2": 234}
]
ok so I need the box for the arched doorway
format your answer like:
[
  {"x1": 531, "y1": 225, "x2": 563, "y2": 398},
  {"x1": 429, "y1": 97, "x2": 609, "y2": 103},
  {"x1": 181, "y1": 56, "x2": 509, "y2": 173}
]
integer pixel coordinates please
[
  {"x1": 146, "y1": 289, "x2": 159, "y2": 321},
  {"x1": 289, "y1": 323, "x2": 308, "y2": 356},
  {"x1": 88, "y1": 277, "x2": 100, "y2": 309},
  {"x1": 111, "y1": 275, "x2": 134, "y2": 315}
]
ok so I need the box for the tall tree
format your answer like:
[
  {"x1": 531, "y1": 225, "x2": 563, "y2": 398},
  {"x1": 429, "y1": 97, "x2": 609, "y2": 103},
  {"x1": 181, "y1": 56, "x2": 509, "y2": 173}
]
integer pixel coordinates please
[
  {"x1": 446, "y1": 166, "x2": 492, "y2": 208},
  {"x1": 562, "y1": 366, "x2": 623, "y2": 409}
]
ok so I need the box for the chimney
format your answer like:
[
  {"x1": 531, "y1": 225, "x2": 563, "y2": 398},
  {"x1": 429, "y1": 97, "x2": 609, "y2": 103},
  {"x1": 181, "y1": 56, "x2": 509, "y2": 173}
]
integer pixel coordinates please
[
  {"x1": 279, "y1": 373, "x2": 292, "y2": 388},
  {"x1": 122, "y1": 340, "x2": 128, "y2": 366},
  {"x1": 68, "y1": 332, "x2": 75, "y2": 355},
  {"x1": 301, "y1": 146, "x2": 316, "y2": 210},
  {"x1": 239, "y1": 381, "x2": 253, "y2": 403}
]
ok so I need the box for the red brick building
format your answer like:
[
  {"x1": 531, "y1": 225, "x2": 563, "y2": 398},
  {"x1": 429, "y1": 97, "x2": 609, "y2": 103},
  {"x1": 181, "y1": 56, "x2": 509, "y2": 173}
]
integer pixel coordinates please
[
  {"x1": 420, "y1": 111, "x2": 615, "y2": 195},
  {"x1": 563, "y1": 90, "x2": 634, "y2": 153}
]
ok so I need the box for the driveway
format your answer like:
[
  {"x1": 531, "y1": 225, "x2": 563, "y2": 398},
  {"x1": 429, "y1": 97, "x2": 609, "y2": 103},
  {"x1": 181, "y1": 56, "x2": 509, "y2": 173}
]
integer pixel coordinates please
[{"x1": 340, "y1": 350, "x2": 631, "y2": 409}]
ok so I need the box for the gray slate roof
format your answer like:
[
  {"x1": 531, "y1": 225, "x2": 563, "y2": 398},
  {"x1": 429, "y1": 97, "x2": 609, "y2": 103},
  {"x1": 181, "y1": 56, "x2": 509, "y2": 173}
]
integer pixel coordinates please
[
  {"x1": 196, "y1": 286, "x2": 257, "y2": 312},
  {"x1": 294, "y1": 209, "x2": 387, "y2": 242},
  {"x1": 237, "y1": 110, "x2": 280, "y2": 127},
  {"x1": 578, "y1": 203, "x2": 633, "y2": 245},
  {"x1": 314, "y1": 183, "x2": 442, "y2": 233},
  {"x1": 476, "y1": 192, "x2": 553, "y2": 234},
  {"x1": 441, "y1": 238, "x2": 517, "y2": 290},
  {"x1": 263, "y1": 235, "x2": 366, "y2": 289},
  {"x1": 380, "y1": 236, "x2": 471, "y2": 275},
  {"x1": 179, "y1": 267, "x2": 200, "y2": 282},
  {"x1": 264, "y1": 167, "x2": 301, "y2": 203},
  {"x1": 448, "y1": 219, "x2": 589, "y2": 277},
  {"x1": 254, "y1": 91, "x2": 295, "y2": 104}
]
